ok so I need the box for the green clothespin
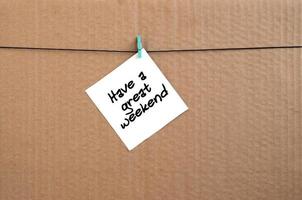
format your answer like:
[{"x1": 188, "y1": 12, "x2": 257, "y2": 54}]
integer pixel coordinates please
[{"x1": 136, "y1": 35, "x2": 142, "y2": 58}]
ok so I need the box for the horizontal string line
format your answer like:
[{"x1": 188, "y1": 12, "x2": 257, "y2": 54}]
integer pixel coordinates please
[{"x1": 0, "y1": 45, "x2": 301, "y2": 53}]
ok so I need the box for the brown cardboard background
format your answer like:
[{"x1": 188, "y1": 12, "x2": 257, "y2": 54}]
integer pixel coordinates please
[
  {"x1": 1, "y1": 49, "x2": 301, "y2": 200},
  {"x1": 0, "y1": 0, "x2": 302, "y2": 200},
  {"x1": 0, "y1": 0, "x2": 301, "y2": 50}
]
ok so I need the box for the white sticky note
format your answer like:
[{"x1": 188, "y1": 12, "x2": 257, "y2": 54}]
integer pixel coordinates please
[{"x1": 86, "y1": 49, "x2": 188, "y2": 150}]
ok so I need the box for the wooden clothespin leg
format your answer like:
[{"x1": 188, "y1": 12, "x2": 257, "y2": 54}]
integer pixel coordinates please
[{"x1": 136, "y1": 35, "x2": 142, "y2": 58}]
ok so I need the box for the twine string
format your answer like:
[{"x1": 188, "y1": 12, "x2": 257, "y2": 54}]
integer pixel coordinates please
[{"x1": 0, "y1": 45, "x2": 301, "y2": 53}]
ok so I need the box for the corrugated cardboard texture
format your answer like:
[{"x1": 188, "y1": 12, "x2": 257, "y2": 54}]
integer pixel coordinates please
[
  {"x1": 0, "y1": 1, "x2": 301, "y2": 200},
  {"x1": 0, "y1": 0, "x2": 301, "y2": 50}
]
